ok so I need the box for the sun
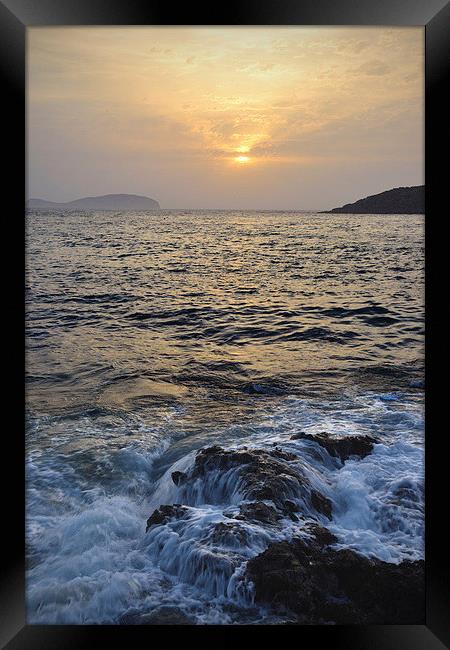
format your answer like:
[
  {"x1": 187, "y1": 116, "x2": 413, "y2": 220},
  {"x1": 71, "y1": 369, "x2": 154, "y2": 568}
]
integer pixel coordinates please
[{"x1": 234, "y1": 155, "x2": 250, "y2": 164}]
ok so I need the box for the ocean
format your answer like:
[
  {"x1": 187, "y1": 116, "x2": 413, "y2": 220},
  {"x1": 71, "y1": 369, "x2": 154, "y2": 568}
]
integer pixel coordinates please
[{"x1": 25, "y1": 210, "x2": 424, "y2": 624}]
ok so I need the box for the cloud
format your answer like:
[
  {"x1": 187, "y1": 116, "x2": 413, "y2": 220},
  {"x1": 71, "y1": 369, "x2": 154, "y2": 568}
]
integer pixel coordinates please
[
  {"x1": 356, "y1": 60, "x2": 391, "y2": 76},
  {"x1": 27, "y1": 26, "x2": 423, "y2": 208}
]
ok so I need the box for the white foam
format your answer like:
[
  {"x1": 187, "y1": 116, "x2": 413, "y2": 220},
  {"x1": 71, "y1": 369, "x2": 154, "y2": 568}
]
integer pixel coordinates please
[
  {"x1": 329, "y1": 441, "x2": 424, "y2": 562},
  {"x1": 26, "y1": 390, "x2": 424, "y2": 623}
]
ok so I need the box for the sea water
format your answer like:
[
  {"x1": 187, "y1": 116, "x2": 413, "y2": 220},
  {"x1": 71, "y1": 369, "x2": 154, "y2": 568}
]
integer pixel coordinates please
[{"x1": 25, "y1": 210, "x2": 424, "y2": 624}]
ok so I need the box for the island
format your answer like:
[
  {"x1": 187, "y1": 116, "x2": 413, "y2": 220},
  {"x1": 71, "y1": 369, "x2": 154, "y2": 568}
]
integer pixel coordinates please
[
  {"x1": 27, "y1": 193, "x2": 160, "y2": 211},
  {"x1": 327, "y1": 185, "x2": 424, "y2": 214}
]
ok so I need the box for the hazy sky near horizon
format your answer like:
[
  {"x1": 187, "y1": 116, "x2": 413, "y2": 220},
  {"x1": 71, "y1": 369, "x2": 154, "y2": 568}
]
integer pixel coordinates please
[{"x1": 28, "y1": 27, "x2": 424, "y2": 210}]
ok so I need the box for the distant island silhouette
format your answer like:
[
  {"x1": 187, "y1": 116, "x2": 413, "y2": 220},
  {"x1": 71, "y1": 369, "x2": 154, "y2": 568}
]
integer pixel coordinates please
[
  {"x1": 27, "y1": 193, "x2": 160, "y2": 210},
  {"x1": 327, "y1": 185, "x2": 424, "y2": 214},
  {"x1": 27, "y1": 186, "x2": 425, "y2": 214}
]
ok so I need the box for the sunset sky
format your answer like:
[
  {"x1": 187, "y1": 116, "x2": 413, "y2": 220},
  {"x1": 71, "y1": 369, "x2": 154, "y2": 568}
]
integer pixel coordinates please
[{"x1": 27, "y1": 27, "x2": 423, "y2": 210}]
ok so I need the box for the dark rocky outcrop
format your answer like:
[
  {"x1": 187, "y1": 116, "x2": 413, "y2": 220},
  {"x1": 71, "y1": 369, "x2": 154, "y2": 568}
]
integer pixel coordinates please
[
  {"x1": 190, "y1": 445, "x2": 297, "y2": 480},
  {"x1": 291, "y1": 431, "x2": 376, "y2": 461},
  {"x1": 310, "y1": 489, "x2": 333, "y2": 519},
  {"x1": 142, "y1": 441, "x2": 423, "y2": 625},
  {"x1": 304, "y1": 522, "x2": 338, "y2": 547},
  {"x1": 209, "y1": 522, "x2": 250, "y2": 546},
  {"x1": 146, "y1": 504, "x2": 189, "y2": 532},
  {"x1": 171, "y1": 471, "x2": 187, "y2": 486},
  {"x1": 235, "y1": 501, "x2": 282, "y2": 526},
  {"x1": 182, "y1": 445, "x2": 332, "y2": 518},
  {"x1": 246, "y1": 535, "x2": 424, "y2": 624},
  {"x1": 147, "y1": 447, "x2": 332, "y2": 530},
  {"x1": 327, "y1": 185, "x2": 424, "y2": 215}
]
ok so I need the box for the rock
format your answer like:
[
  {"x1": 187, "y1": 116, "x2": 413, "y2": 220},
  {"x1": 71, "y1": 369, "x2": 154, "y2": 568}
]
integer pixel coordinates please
[
  {"x1": 246, "y1": 536, "x2": 424, "y2": 624},
  {"x1": 171, "y1": 471, "x2": 187, "y2": 486},
  {"x1": 270, "y1": 447, "x2": 298, "y2": 462},
  {"x1": 139, "y1": 606, "x2": 195, "y2": 625},
  {"x1": 186, "y1": 445, "x2": 329, "y2": 518},
  {"x1": 310, "y1": 489, "x2": 332, "y2": 519},
  {"x1": 283, "y1": 499, "x2": 300, "y2": 513},
  {"x1": 282, "y1": 499, "x2": 302, "y2": 521},
  {"x1": 291, "y1": 432, "x2": 376, "y2": 461},
  {"x1": 120, "y1": 606, "x2": 194, "y2": 625},
  {"x1": 236, "y1": 501, "x2": 281, "y2": 526},
  {"x1": 327, "y1": 185, "x2": 424, "y2": 215},
  {"x1": 146, "y1": 504, "x2": 188, "y2": 532},
  {"x1": 209, "y1": 522, "x2": 250, "y2": 546},
  {"x1": 304, "y1": 523, "x2": 338, "y2": 547},
  {"x1": 146, "y1": 446, "x2": 333, "y2": 546},
  {"x1": 190, "y1": 445, "x2": 260, "y2": 477}
]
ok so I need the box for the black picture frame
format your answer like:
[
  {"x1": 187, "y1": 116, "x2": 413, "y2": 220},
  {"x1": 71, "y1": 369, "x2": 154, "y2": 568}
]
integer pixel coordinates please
[{"x1": 2, "y1": 0, "x2": 449, "y2": 647}]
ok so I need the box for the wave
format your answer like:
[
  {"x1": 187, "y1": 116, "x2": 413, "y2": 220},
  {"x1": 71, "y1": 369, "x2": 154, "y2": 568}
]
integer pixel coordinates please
[{"x1": 26, "y1": 391, "x2": 424, "y2": 624}]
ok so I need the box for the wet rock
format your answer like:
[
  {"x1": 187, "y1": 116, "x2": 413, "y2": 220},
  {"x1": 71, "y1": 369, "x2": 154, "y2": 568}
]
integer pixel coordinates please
[
  {"x1": 270, "y1": 447, "x2": 298, "y2": 462},
  {"x1": 171, "y1": 471, "x2": 187, "y2": 486},
  {"x1": 283, "y1": 499, "x2": 300, "y2": 513},
  {"x1": 147, "y1": 446, "x2": 332, "y2": 541},
  {"x1": 236, "y1": 501, "x2": 281, "y2": 526},
  {"x1": 291, "y1": 432, "x2": 376, "y2": 461},
  {"x1": 246, "y1": 536, "x2": 424, "y2": 624},
  {"x1": 191, "y1": 445, "x2": 262, "y2": 477},
  {"x1": 282, "y1": 499, "x2": 301, "y2": 521},
  {"x1": 139, "y1": 606, "x2": 195, "y2": 625},
  {"x1": 146, "y1": 504, "x2": 188, "y2": 532},
  {"x1": 120, "y1": 606, "x2": 195, "y2": 625},
  {"x1": 304, "y1": 522, "x2": 338, "y2": 547},
  {"x1": 209, "y1": 521, "x2": 249, "y2": 546},
  {"x1": 188, "y1": 445, "x2": 328, "y2": 517},
  {"x1": 310, "y1": 490, "x2": 332, "y2": 519}
]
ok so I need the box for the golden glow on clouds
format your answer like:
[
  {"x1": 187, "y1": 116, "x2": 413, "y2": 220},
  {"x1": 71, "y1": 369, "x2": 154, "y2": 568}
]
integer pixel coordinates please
[{"x1": 27, "y1": 27, "x2": 424, "y2": 209}]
